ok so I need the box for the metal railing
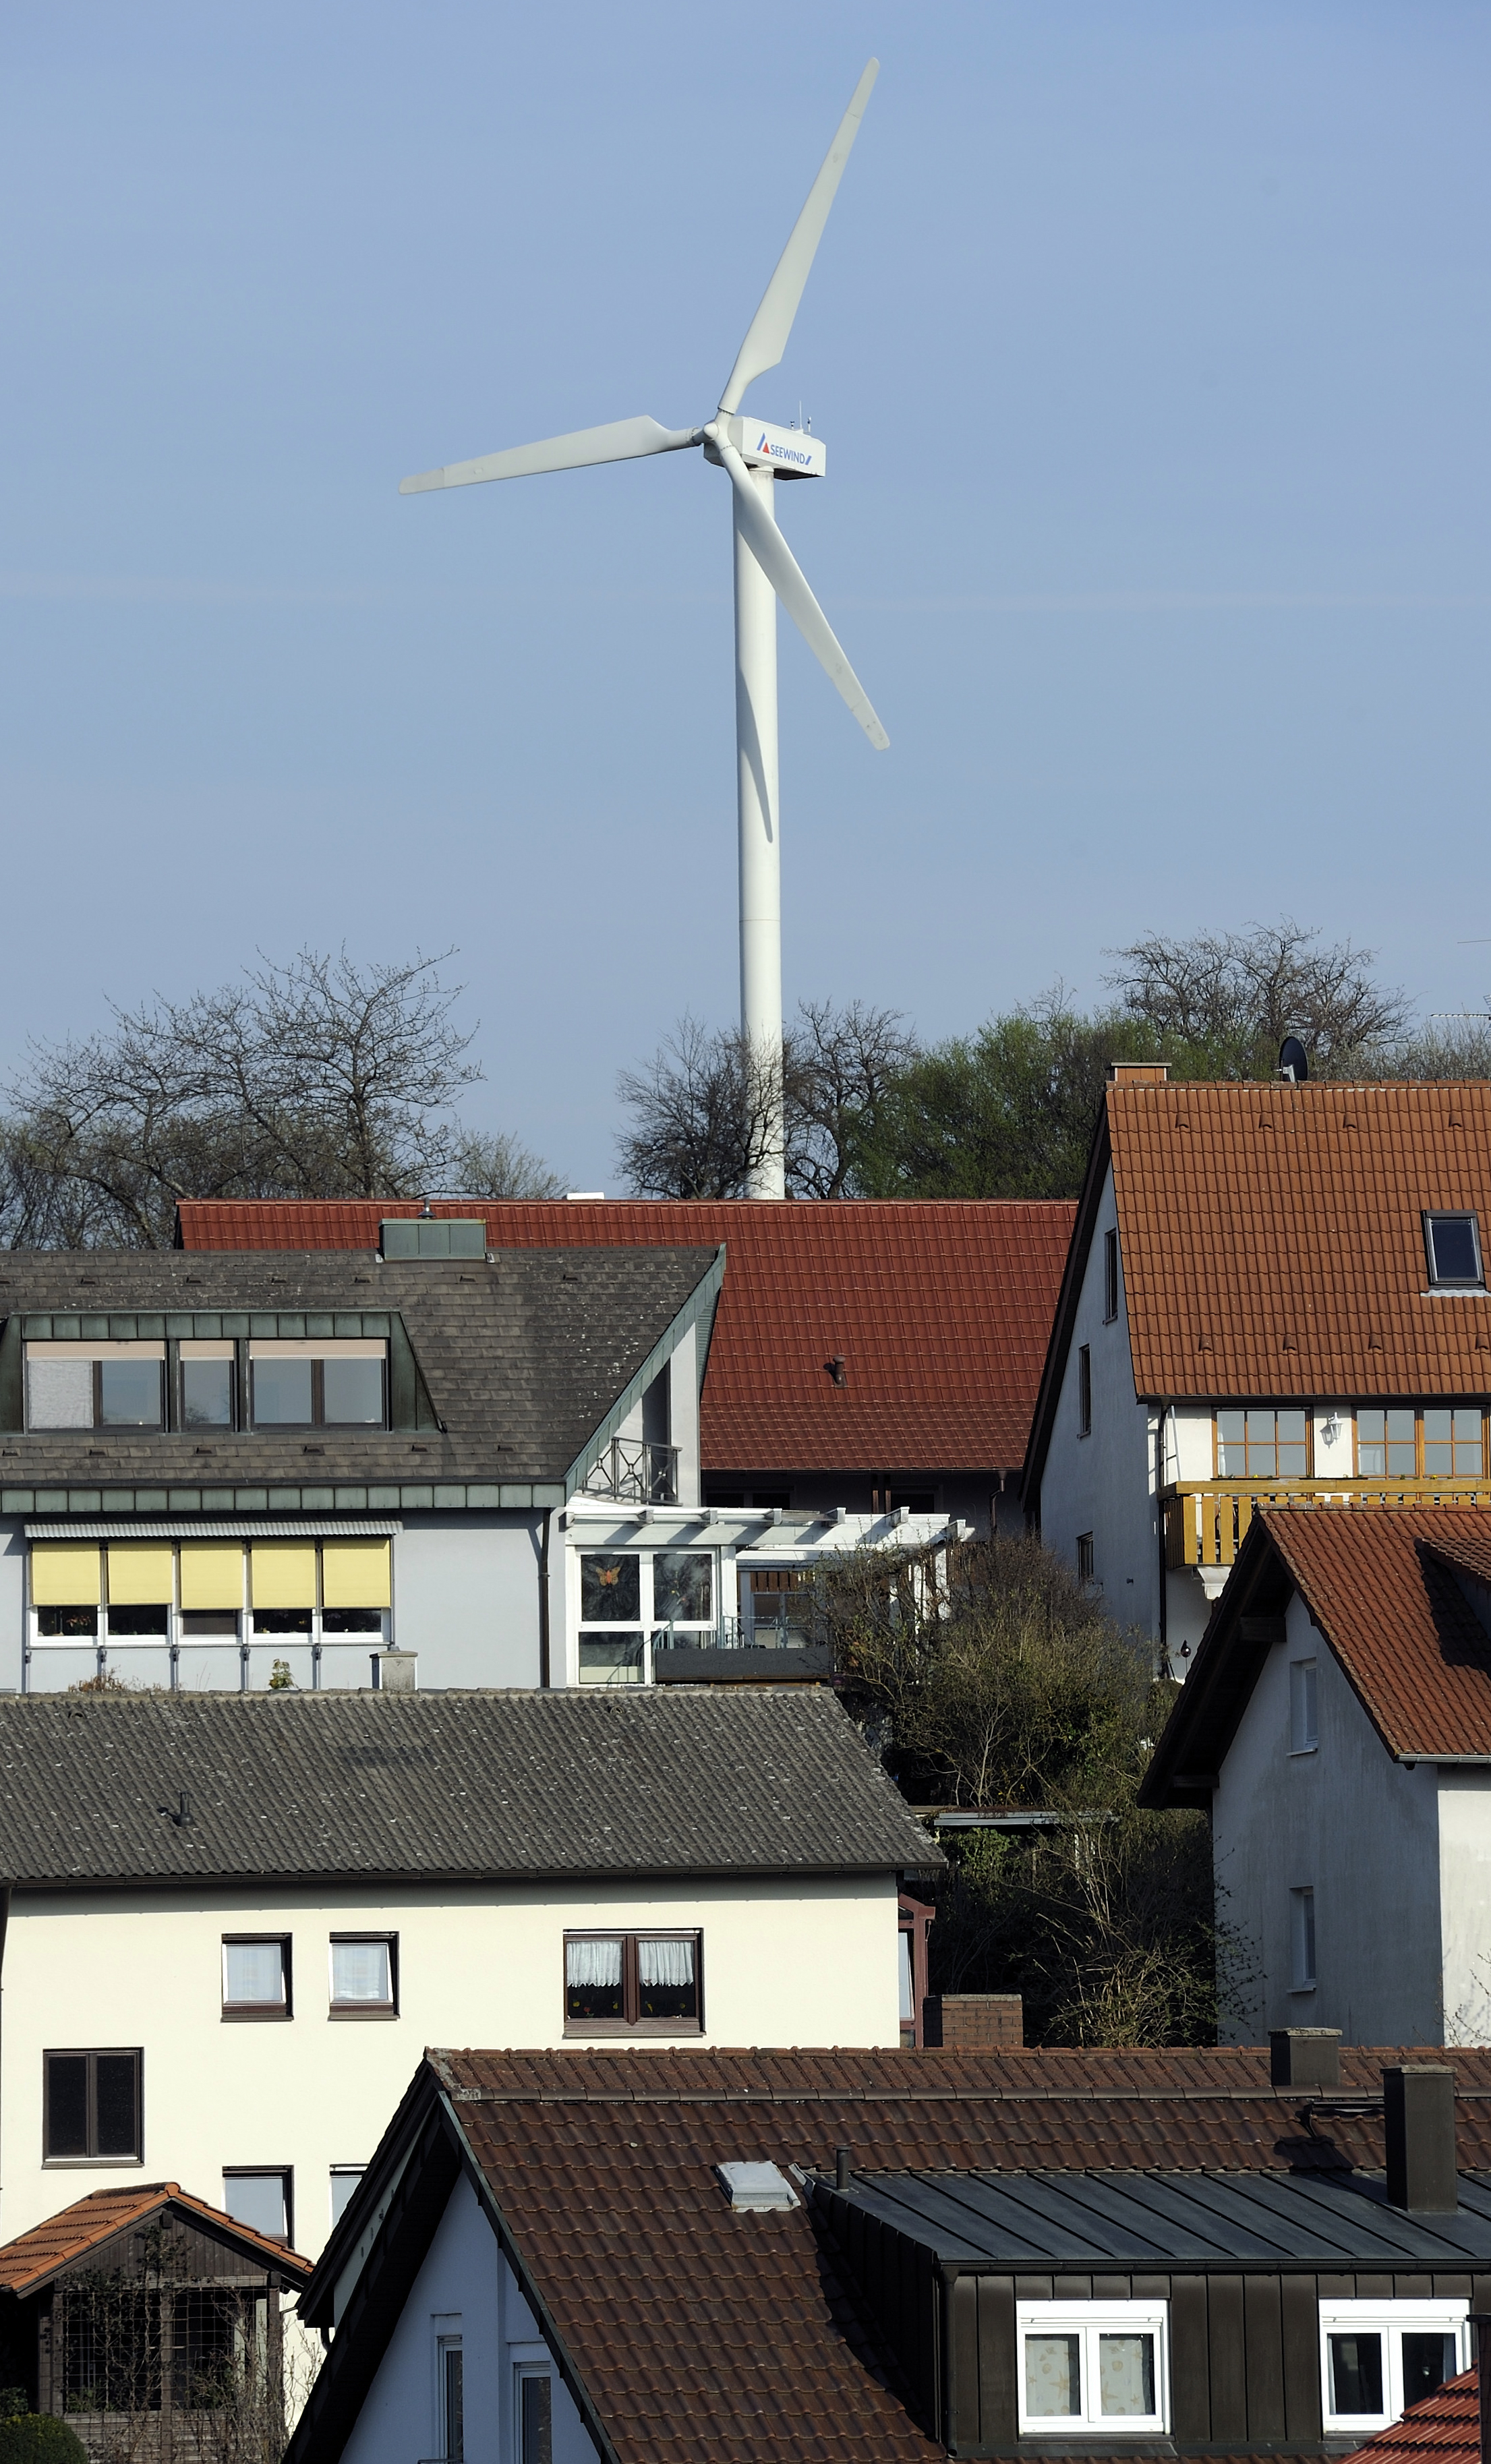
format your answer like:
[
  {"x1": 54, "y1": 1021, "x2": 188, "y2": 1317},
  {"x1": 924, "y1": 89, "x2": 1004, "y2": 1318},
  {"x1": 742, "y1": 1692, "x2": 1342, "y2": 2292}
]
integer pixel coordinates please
[
  {"x1": 1165, "y1": 1479, "x2": 1491, "y2": 1572},
  {"x1": 581, "y1": 1436, "x2": 679, "y2": 1506}
]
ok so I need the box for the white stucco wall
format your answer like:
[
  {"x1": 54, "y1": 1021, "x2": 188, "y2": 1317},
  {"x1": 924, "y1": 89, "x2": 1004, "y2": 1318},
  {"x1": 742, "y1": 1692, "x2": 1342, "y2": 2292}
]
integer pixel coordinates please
[
  {"x1": 1034, "y1": 1169, "x2": 1160, "y2": 1641},
  {"x1": 1213, "y1": 1589, "x2": 1444, "y2": 2043},
  {"x1": 0, "y1": 1871, "x2": 900, "y2": 2252},
  {"x1": 1436, "y1": 1770, "x2": 1491, "y2": 2045},
  {"x1": 341, "y1": 2173, "x2": 597, "y2": 2464},
  {"x1": 392, "y1": 1516, "x2": 542, "y2": 1687}
]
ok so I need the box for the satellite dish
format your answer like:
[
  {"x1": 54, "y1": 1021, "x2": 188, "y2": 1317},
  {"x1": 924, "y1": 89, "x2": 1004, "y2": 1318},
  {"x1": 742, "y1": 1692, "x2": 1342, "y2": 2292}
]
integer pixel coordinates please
[{"x1": 1279, "y1": 1036, "x2": 1310, "y2": 1084}]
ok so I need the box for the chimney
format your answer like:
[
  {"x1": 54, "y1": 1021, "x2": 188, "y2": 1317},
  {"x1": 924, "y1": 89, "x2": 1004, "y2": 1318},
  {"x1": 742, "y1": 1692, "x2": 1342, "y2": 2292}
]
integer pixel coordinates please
[
  {"x1": 1107, "y1": 1062, "x2": 1170, "y2": 1086},
  {"x1": 1383, "y1": 2065, "x2": 1459, "y2": 2212},
  {"x1": 1270, "y1": 2027, "x2": 1341, "y2": 2090},
  {"x1": 372, "y1": 1649, "x2": 417, "y2": 1694}
]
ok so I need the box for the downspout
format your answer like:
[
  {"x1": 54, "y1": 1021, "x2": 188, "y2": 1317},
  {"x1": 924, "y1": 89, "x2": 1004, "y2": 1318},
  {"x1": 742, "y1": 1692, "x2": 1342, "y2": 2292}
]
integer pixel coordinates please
[
  {"x1": 0, "y1": 1885, "x2": 11, "y2": 2234},
  {"x1": 537, "y1": 1510, "x2": 552, "y2": 1690}
]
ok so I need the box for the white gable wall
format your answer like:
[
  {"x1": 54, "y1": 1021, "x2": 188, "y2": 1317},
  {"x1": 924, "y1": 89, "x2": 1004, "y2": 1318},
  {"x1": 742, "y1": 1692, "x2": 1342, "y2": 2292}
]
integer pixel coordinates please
[
  {"x1": 1436, "y1": 1769, "x2": 1491, "y2": 2045},
  {"x1": 339, "y1": 2171, "x2": 598, "y2": 2464},
  {"x1": 1213, "y1": 1589, "x2": 1442, "y2": 2043},
  {"x1": 1034, "y1": 1166, "x2": 1161, "y2": 1643}
]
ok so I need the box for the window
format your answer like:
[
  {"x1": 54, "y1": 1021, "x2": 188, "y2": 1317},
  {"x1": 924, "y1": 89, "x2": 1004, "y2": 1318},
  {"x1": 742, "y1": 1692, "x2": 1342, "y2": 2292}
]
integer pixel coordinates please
[
  {"x1": 519, "y1": 2369, "x2": 552, "y2": 2464},
  {"x1": 439, "y1": 2336, "x2": 465, "y2": 2462},
  {"x1": 1289, "y1": 1660, "x2": 1318, "y2": 1754},
  {"x1": 563, "y1": 1932, "x2": 701, "y2": 2035},
  {"x1": 1103, "y1": 1228, "x2": 1119, "y2": 1322},
  {"x1": 1424, "y1": 1212, "x2": 1484, "y2": 1291},
  {"x1": 577, "y1": 1549, "x2": 718, "y2": 1684},
  {"x1": 222, "y1": 2169, "x2": 291, "y2": 2244},
  {"x1": 1290, "y1": 1885, "x2": 1316, "y2": 1990},
  {"x1": 45, "y1": 2049, "x2": 142, "y2": 2162},
  {"x1": 249, "y1": 1341, "x2": 387, "y2": 1429},
  {"x1": 330, "y1": 2166, "x2": 364, "y2": 2225},
  {"x1": 180, "y1": 1342, "x2": 235, "y2": 1429},
  {"x1": 26, "y1": 1343, "x2": 165, "y2": 1432},
  {"x1": 1077, "y1": 1346, "x2": 1092, "y2": 1436},
  {"x1": 1357, "y1": 1407, "x2": 1486, "y2": 1478},
  {"x1": 1320, "y1": 2303, "x2": 1469, "y2": 2433},
  {"x1": 1216, "y1": 1407, "x2": 1309, "y2": 1478},
  {"x1": 222, "y1": 1936, "x2": 291, "y2": 2019},
  {"x1": 1076, "y1": 1532, "x2": 1094, "y2": 1581},
  {"x1": 1016, "y1": 2302, "x2": 1168, "y2": 2435},
  {"x1": 330, "y1": 1934, "x2": 397, "y2": 2016}
]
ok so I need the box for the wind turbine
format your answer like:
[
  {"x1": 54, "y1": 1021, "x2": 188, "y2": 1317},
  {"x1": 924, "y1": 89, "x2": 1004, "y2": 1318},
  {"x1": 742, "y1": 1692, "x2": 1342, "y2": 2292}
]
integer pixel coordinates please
[{"x1": 400, "y1": 60, "x2": 887, "y2": 1200}]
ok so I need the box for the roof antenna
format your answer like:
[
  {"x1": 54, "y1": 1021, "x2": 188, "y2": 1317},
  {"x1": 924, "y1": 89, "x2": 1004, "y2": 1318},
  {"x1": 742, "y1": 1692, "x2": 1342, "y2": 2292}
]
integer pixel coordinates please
[{"x1": 1278, "y1": 1036, "x2": 1310, "y2": 1084}]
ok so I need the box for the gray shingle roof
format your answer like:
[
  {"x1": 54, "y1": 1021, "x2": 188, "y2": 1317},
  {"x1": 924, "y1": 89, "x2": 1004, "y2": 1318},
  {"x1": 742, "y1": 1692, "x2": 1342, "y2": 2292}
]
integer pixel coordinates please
[
  {"x1": 0, "y1": 1688, "x2": 939, "y2": 1887},
  {"x1": 0, "y1": 1247, "x2": 718, "y2": 1487}
]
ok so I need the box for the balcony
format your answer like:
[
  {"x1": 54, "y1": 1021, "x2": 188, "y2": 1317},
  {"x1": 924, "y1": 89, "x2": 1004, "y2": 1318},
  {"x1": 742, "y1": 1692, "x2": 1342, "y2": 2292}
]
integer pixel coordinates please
[
  {"x1": 1165, "y1": 1479, "x2": 1491, "y2": 1573},
  {"x1": 581, "y1": 1437, "x2": 679, "y2": 1507},
  {"x1": 653, "y1": 1617, "x2": 830, "y2": 1684}
]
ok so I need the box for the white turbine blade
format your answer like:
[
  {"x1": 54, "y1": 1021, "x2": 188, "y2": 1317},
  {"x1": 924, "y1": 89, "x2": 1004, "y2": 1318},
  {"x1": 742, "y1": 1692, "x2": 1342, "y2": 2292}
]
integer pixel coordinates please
[
  {"x1": 719, "y1": 439, "x2": 887, "y2": 749},
  {"x1": 400, "y1": 415, "x2": 699, "y2": 494},
  {"x1": 718, "y1": 59, "x2": 879, "y2": 417}
]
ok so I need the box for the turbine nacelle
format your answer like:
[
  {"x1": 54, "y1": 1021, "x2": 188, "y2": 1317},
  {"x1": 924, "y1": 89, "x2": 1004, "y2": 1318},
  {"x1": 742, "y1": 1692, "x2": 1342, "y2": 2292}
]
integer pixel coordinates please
[{"x1": 704, "y1": 417, "x2": 826, "y2": 480}]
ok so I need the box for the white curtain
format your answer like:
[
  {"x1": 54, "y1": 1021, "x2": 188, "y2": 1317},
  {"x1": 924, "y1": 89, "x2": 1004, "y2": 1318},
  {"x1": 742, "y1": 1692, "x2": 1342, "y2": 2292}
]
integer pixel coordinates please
[
  {"x1": 225, "y1": 1941, "x2": 283, "y2": 2004},
  {"x1": 566, "y1": 1938, "x2": 623, "y2": 1989},
  {"x1": 27, "y1": 1359, "x2": 93, "y2": 1430},
  {"x1": 638, "y1": 1938, "x2": 694, "y2": 1989},
  {"x1": 332, "y1": 1941, "x2": 390, "y2": 2003}
]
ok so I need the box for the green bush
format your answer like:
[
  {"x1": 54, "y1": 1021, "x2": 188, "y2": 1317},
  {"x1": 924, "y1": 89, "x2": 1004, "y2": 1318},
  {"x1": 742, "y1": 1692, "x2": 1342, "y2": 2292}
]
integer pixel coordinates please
[{"x1": 0, "y1": 2417, "x2": 89, "y2": 2463}]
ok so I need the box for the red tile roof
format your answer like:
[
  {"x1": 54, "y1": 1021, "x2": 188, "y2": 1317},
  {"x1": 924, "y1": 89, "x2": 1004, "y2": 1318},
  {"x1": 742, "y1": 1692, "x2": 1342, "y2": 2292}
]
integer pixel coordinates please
[
  {"x1": 1105, "y1": 1079, "x2": 1491, "y2": 1399},
  {"x1": 0, "y1": 2181, "x2": 312, "y2": 2295},
  {"x1": 1342, "y1": 2366, "x2": 1479, "y2": 2464},
  {"x1": 1142, "y1": 1504, "x2": 1491, "y2": 1805},
  {"x1": 431, "y1": 2047, "x2": 1491, "y2": 2464},
  {"x1": 175, "y1": 1200, "x2": 1075, "y2": 1474}
]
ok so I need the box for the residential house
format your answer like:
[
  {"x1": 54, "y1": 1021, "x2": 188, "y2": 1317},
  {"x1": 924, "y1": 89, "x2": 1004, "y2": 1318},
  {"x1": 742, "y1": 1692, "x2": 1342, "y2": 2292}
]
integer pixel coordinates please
[
  {"x1": 1142, "y1": 1502, "x2": 1491, "y2": 2048},
  {"x1": 175, "y1": 1197, "x2": 1076, "y2": 1537},
  {"x1": 0, "y1": 1240, "x2": 974, "y2": 1695},
  {"x1": 0, "y1": 1686, "x2": 936, "y2": 2254},
  {"x1": 1022, "y1": 1074, "x2": 1491, "y2": 1666},
  {"x1": 286, "y1": 2041, "x2": 1491, "y2": 2464},
  {"x1": 0, "y1": 2180, "x2": 311, "y2": 2453},
  {"x1": 1339, "y1": 2359, "x2": 1482, "y2": 2464}
]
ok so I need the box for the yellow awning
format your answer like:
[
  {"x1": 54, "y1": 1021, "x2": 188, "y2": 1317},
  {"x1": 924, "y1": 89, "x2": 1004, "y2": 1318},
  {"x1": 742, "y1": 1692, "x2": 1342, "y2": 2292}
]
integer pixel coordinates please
[
  {"x1": 31, "y1": 1542, "x2": 102, "y2": 1607},
  {"x1": 107, "y1": 1544, "x2": 175, "y2": 1605},
  {"x1": 321, "y1": 1538, "x2": 392, "y2": 1610},
  {"x1": 179, "y1": 1543, "x2": 244, "y2": 1612},
  {"x1": 250, "y1": 1542, "x2": 317, "y2": 1610}
]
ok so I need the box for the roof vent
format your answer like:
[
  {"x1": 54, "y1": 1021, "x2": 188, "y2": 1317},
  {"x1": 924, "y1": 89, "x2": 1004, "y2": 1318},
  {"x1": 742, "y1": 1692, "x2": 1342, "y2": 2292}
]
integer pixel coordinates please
[
  {"x1": 380, "y1": 1218, "x2": 486, "y2": 1260},
  {"x1": 1107, "y1": 1062, "x2": 1169, "y2": 1086},
  {"x1": 714, "y1": 2161, "x2": 799, "y2": 2212}
]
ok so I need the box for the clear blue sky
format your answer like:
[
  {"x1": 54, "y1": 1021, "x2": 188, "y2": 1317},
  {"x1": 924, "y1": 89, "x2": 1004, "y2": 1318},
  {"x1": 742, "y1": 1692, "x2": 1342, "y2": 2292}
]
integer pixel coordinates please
[{"x1": 3, "y1": 2, "x2": 1487, "y2": 1188}]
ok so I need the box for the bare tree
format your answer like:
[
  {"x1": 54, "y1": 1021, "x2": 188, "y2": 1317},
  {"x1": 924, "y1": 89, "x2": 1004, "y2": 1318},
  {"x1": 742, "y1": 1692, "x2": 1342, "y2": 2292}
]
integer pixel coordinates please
[
  {"x1": 444, "y1": 1130, "x2": 565, "y2": 1201},
  {"x1": 2, "y1": 949, "x2": 557, "y2": 1248},
  {"x1": 1105, "y1": 918, "x2": 1411, "y2": 1075},
  {"x1": 616, "y1": 1001, "x2": 918, "y2": 1200}
]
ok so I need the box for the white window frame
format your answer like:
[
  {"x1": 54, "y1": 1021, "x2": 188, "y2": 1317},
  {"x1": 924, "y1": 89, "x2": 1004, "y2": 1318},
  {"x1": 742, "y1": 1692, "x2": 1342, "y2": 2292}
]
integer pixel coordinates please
[
  {"x1": 514, "y1": 2359, "x2": 554, "y2": 2464},
  {"x1": 1318, "y1": 2300, "x2": 1470, "y2": 2434},
  {"x1": 1289, "y1": 1658, "x2": 1318, "y2": 1754},
  {"x1": 1016, "y1": 2299, "x2": 1169, "y2": 2436},
  {"x1": 575, "y1": 1546, "x2": 720, "y2": 1686},
  {"x1": 433, "y1": 2321, "x2": 463, "y2": 2462}
]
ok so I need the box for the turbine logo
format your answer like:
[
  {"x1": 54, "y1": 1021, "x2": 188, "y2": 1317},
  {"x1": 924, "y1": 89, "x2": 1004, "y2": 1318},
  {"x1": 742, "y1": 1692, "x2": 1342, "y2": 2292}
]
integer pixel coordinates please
[{"x1": 757, "y1": 431, "x2": 814, "y2": 467}]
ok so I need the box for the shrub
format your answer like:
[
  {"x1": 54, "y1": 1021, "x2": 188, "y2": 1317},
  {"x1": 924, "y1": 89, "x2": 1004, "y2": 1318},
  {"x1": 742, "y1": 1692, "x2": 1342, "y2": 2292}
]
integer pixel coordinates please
[{"x1": 0, "y1": 2417, "x2": 89, "y2": 2463}]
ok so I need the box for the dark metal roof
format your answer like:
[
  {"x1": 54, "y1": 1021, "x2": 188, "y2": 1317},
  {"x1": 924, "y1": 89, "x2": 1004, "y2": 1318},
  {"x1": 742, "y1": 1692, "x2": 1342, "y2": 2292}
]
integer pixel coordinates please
[
  {"x1": 0, "y1": 1246, "x2": 720, "y2": 1503},
  {"x1": 829, "y1": 2166, "x2": 1491, "y2": 2270},
  {"x1": 0, "y1": 1686, "x2": 938, "y2": 1888}
]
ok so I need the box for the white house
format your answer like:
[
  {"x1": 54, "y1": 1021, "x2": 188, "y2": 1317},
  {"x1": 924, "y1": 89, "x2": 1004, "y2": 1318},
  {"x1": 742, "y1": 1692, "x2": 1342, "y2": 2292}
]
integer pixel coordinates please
[
  {"x1": 1142, "y1": 1499, "x2": 1491, "y2": 2045},
  {"x1": 1023, "y1": 1071, "x2": 1491, "y2": 1670},
  {"x1": 0, "y1": 1686, "x2": 937, "y2": 2256},
  {"x1": 0, "y1": 1235, "x2": 967, "y2": 1696}
]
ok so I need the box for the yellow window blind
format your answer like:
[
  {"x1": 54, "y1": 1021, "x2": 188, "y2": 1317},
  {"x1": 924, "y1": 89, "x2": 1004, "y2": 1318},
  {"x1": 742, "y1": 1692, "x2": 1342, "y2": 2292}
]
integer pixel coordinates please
[
  {"x1": 321, "y1": 1538, "x2": 392, "y2": 1609},
  {"x1": 107, "y1": 1544, "x2": 175, "y2": 1605},
  {"x1": 30, "y1": 1542, "x2": 102, "y2": 1607},
  {"x1": 179, "y1": 1544, "x2": 245, "y2": 1612},
  {"x1": 250, "y1": 1542, "x2": 317, "y2": 1610}
]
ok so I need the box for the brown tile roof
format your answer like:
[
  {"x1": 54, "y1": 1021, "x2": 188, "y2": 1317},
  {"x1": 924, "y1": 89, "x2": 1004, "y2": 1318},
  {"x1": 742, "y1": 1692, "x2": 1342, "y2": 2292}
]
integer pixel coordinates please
[
  {"x1": 175, "y1": 1200, "x2": 1076, "y2": 1475},
  {"x1": 1106, "y1": 1079, "x2": 1491, "y2": 1400},
  {"x1": 302, "y1": 2045, "x2": 1491, "y2": 2464},
  {"x1": 1341, "y1": 2366, "x2": 1478, "y2": 2464},
  {"x1": 0, "y1": 2181, "x2": 312, "y2": 2295},
  {"x1": 1141, "y1": 1503, "x2": 1491, "y2": 1805}
]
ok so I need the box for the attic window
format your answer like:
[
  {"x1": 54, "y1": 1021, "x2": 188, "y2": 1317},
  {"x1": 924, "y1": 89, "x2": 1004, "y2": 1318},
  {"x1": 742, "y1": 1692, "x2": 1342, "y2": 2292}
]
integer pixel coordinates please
[{"x1": 1424, "y1": 1212, "x2": 1484, "y2": 1291}]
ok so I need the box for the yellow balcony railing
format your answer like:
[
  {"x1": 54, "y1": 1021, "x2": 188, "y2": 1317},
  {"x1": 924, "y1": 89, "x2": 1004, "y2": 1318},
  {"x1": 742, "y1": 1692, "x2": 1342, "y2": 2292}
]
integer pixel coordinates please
[{"x1": 1163, "y1": 1480, "x2": 1491, "y2": 1572}]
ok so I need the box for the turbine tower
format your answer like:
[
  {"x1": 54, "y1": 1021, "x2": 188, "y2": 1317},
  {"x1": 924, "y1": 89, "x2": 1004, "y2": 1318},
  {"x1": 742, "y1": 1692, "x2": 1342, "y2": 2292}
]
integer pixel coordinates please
[{"x1": 399, "y1": 61, "x2": 887, "y2": 1198}]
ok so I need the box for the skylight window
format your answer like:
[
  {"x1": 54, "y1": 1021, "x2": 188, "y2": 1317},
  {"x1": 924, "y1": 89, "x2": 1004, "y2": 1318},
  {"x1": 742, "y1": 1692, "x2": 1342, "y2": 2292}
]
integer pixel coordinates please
[{"x1": 1424, "y1": 1212, "x2": 1484, "y2": 1290}]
